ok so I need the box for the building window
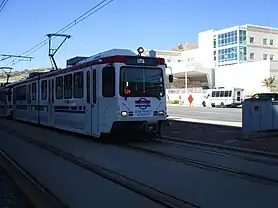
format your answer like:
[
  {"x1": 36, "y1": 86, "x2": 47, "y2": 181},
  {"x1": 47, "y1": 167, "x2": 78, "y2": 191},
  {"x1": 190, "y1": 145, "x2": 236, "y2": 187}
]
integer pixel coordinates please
[
  {"x1": 250, "y1": 37, "x2": 254, "y2": 43},
  {"x1": 270, "y1": 55, "x2": 274, "y2": 60},
  {"x1": 239, "y1": 46, "x2": 247, "y2": 61},
  {"x1": 270, "y1": 39, "x2": 274, "y2": 45},
  {"x1": 263, "y1": 38, "x2": 267, "y2": 45},
  {"x1": 263, "y1": 54, "x2": 268, "y2": 60},
  {"x1": 250, "y1": 53, "x2": 254, "y2": 60},
  {"x1": 218, "y1": 46, "x2": 237, "y2": 63},
  {"x1": 239, "y1": 30, "x2": 246, "y2": 44},
  {"x1": 217, "y1": 30, "x2": 237, "y2": 47}
]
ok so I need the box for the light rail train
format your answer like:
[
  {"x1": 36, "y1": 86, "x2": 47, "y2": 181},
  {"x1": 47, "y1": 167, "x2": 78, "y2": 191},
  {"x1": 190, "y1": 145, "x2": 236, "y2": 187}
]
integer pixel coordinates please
[{"x1": 0, "y1": 47, "x2": 173, "y2": 140}]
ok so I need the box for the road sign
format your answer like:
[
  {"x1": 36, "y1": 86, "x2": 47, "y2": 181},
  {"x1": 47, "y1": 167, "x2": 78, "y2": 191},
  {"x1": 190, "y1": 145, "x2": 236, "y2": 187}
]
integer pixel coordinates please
[{"x1": 188, "y1": 94, "x2": 193, "y2": 104}]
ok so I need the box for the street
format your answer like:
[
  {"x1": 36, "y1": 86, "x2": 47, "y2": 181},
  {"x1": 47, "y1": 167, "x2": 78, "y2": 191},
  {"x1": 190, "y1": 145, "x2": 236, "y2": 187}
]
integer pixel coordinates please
[{"x1": 167, "y1": 105, "x2": 242, "y2": 123}]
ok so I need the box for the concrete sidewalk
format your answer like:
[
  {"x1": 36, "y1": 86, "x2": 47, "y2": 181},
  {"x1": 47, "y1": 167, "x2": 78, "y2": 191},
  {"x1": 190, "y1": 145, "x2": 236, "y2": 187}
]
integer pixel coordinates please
[{"x1": 168, "y1": 116, "x2": 242, "y2": 127}]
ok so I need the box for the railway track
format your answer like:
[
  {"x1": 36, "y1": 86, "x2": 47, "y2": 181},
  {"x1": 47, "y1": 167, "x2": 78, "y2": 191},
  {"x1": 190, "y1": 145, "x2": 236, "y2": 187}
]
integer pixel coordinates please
[
  {"x1": 120, "y1": 143, "x2": 278, "y2": 187},
  {"x1": 0, "y1": 125, "x2": 199, "y2": 208},
  {"x1": 156, "y1": 137, "x2": 278, "y2": 167},
  {"x1": 160, "y1": 135, "x2": 278, "y2": 159}
]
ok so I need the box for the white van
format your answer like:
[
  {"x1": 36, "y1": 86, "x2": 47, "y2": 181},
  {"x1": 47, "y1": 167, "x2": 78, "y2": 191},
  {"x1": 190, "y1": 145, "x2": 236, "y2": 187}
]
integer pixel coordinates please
[{"x1": 202, "y1": 87, "x2": 244, "y2": 107}]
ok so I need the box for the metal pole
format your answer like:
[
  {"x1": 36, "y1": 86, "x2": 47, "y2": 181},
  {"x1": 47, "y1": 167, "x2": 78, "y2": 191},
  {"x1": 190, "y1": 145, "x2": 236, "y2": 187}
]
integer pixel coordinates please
[{"x1": 185, "y1": 71, "x2": 187, "y2": 93}]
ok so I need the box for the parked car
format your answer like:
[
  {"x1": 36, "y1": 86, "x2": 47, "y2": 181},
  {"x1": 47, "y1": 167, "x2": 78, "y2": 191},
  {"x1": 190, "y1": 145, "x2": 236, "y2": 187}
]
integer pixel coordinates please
[{"x1": 247, "y1": 93, "x2": 278, "y2": 101}]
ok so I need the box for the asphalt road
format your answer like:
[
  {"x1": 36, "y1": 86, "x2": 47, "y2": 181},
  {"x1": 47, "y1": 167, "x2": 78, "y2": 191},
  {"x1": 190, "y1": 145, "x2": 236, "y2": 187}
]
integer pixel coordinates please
[{"x1": 167, "y1": 106, "x2": 242, "y2": 123}]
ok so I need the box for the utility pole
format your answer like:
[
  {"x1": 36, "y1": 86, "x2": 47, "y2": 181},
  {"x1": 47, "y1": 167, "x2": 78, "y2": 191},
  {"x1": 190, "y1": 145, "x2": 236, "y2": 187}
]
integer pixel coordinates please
[{"x1": 47, "y1": 33, "x2": 71, "y2": 71}]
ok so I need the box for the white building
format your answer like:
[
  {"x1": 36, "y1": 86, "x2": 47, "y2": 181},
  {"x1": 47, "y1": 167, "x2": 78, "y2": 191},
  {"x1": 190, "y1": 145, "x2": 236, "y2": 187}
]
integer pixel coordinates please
[
  {"x1": 212, "y1": 24, "x2": 278, "y2": 94},
  {"x1": 143, "y1": 24, "x2": 278, "y2": 104},
  {"x1": 216, "y1": 60, "x2": 278, "y2": 95},
  {"x1": 210, "y1": 24, "x2": 278, "y2": 67}
]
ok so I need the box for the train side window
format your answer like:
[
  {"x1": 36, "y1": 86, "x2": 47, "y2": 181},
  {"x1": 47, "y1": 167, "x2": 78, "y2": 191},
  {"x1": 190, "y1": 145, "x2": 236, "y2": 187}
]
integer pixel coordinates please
[
  {"x1": 64, "y1": 74, "x2": 73, "y2": 99},
  {"x1": 93, "y1": 70, "x2": 96, "y2": 103},
  {"x1": 212, "y1": 91, "x2": 216, "y2": 97},
  {"x1": 102, "y1": 66, "x2": 115, "y2": 97},
  {"x1": 16, "y1": 85, "x2": 27, "y2": 101},
  {"x1": 31, "y1": 83, "x2": 36, "y2": 100},
  {"x1": 228, "y1": 91, "x2": 232, "y2": 97},
  {"x1": 216, "y1": 91, "x2": 220, "y2": 97},
  {"x1": 86, "y1": 71, "x2": 90, "y2": 103},
  {"x1": 41, "y1": 80, "x2": 47, "y2": 100},
  {"x1": 56, "y1": 76, "x2": 64, "y2": 99},
  {"x1": 220, "y1": 91, "x2": 224, "y2": 97},
  {"x1": 224, "y1": 91, "x2": 228, "y2": 97},
  {"x1": 74, "y1": 71, "x2": 84, "y2": 98}
]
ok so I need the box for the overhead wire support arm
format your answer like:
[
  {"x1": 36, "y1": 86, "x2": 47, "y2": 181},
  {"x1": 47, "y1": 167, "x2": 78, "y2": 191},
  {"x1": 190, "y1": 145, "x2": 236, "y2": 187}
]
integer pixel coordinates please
[
  {"x1": 47, "y1": 33, "x2": 71, "y2": 71},
  {"x1": 0, "y1": 54, "x2": 33, "y2": 62},
  {"x1": 0, "y1": 66, "x2": 13, "y2": 84}
]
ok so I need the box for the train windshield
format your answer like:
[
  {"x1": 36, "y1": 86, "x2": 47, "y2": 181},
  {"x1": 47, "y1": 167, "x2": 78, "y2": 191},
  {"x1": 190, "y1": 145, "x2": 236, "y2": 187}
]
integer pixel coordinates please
[{"x1": 120, "y1": 67, "x2": 165, "y2": 98}]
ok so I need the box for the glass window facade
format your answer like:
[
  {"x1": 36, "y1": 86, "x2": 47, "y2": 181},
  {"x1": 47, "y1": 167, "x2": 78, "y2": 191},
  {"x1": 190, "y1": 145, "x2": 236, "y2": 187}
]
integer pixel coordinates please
[
  {"x1": 218, "y1": 47, "x2": 237, "y2": 62},
  {"x1": 239, "y1": 46, "x2": 247, "y2": 61},
  {"x1": 214, "y1": 29, "x2": 247, "y2": 65},
  {"x1": 218, "y1": 30, "x2": 237, "y2": 47},
  {"x1": 239, "y1": 30, "x2": 246, "y2": 44}
]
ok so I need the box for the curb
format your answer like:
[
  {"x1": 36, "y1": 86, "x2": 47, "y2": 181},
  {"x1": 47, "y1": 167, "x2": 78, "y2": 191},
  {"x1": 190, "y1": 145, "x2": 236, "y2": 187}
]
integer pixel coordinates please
[
  {"x1": 167, "y1": 116, "x2": 242, "y2": 128},
  {"x1": 167, "y1": 104, "x2": 203, "y2": 107},
  {"x1": 162, "y1": 136, "x2": 278, "y2": 159}
]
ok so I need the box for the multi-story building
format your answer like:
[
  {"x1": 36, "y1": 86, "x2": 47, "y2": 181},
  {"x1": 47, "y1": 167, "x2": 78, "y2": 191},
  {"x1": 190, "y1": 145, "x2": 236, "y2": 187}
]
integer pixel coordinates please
[
  {"x1": 211, "y1": 24, "x2": 278, "y2": 67},
  {"x1": 144, "y1": 24, "x2": 278, "y2": 103}
]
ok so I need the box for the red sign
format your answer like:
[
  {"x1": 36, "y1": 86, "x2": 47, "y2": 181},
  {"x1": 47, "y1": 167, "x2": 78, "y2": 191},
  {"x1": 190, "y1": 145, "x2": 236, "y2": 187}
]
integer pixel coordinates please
[{"x1": 188, "y1": 94, "x2": 193, "y2": 104}]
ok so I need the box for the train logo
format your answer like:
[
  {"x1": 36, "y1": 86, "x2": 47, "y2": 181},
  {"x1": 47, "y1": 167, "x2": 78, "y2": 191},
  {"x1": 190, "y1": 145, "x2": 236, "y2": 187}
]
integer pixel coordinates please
[{"x1": 135, "y1": 98, "x2": 151, "y2": 110}]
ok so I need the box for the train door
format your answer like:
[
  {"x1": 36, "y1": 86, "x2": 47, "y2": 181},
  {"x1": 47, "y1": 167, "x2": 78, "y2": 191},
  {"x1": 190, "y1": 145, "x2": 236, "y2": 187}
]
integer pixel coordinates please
[
  {"x1": 85, "y1": 68, "x2": 99, "y2": 136},
  {"x1": 91, "y1": 68, "x2": 99, "y2": 136},
  {"x1": 85, "y1": 70, "x2": 92, "y2": 134},
  {"x1": 48, "y1": 78, "x2": 54, "y2": 126}
]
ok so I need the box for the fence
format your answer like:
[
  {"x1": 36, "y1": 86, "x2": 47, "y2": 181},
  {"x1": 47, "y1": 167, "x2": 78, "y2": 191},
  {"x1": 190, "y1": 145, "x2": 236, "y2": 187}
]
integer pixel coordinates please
[{"x1": 166, "y1": 88, "x2": 205, "y2": 107}]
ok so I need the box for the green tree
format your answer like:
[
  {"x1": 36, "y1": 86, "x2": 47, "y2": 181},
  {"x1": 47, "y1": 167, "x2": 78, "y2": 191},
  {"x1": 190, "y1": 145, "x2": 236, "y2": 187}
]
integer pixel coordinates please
[{"x1": 262, "y1": 76, "x2": 276, "y2": 92}]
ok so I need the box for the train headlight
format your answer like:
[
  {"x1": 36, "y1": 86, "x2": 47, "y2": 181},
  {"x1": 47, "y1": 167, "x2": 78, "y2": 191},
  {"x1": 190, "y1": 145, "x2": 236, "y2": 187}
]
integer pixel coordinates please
[
  {"x1": 121, "y1": 111, "x2": 128, "y2": 117},
  {"x1": 159, "y1": 110, "x2": 164, "y2": 115},
  {"x1": 137, "y1": 47, "x2": 144, "y2": 54}
]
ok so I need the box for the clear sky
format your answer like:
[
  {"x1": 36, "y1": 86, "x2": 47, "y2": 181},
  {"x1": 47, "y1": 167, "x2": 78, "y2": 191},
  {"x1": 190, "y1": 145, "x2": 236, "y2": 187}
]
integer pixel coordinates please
[{"x1": 0, "y1": 0, "x2": 278, "y2": 71}]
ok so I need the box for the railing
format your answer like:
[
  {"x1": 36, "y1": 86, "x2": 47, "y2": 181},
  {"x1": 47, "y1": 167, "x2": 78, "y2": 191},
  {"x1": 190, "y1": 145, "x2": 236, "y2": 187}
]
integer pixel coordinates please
[{"x1": 166, "y1": 87, "x2": 204, "y2": 94}]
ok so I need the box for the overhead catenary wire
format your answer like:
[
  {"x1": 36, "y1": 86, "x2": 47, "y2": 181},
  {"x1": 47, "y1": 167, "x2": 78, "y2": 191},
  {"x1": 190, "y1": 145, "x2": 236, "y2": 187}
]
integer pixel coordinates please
[
  {"x1": 6, "y1": 0, "x2": 114, "y2": 66},
  {"x1": 0, "y1": 0, "x2": 9, "y2": 14}
]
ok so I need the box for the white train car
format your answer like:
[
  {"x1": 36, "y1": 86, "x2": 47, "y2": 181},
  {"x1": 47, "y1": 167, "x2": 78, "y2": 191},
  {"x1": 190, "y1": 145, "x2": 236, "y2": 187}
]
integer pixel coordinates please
[{"x1": 0, "y1": 47, "x2": 171, "y2": 139}]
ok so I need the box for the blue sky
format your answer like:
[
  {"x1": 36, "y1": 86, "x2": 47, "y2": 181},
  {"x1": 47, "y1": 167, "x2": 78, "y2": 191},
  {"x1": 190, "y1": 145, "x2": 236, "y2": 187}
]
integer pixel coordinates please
[{"x1": 1, "y1": 0, "x2": 278, "y2": 70}]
